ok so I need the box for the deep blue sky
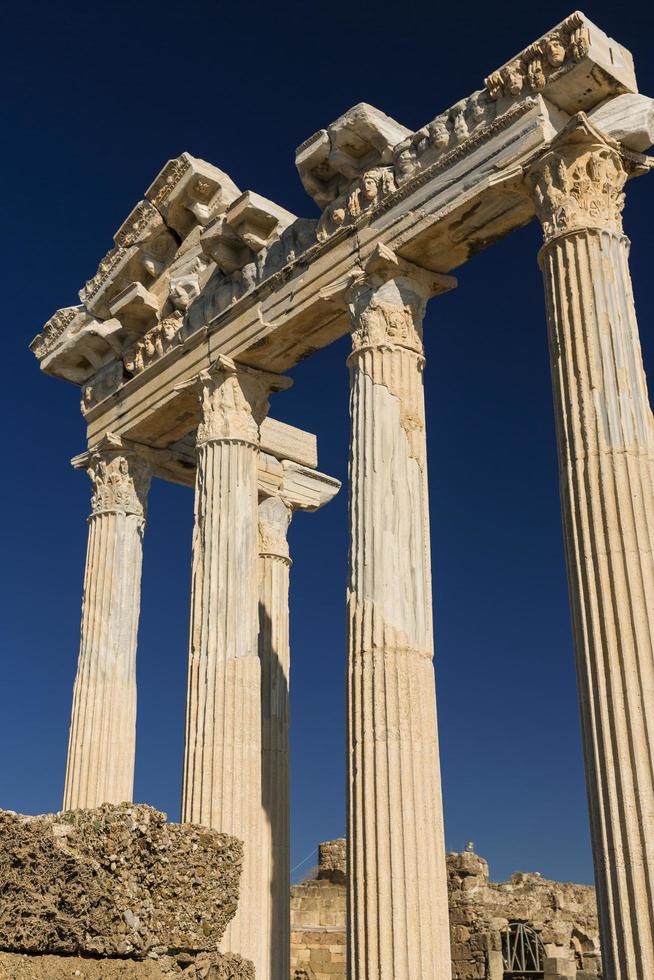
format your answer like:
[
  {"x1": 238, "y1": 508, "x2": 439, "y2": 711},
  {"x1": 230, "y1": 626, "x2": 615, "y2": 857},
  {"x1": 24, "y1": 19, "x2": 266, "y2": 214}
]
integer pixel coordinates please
[{"x1": 3, "y1": 0, "x2": 653, "y2": 887}]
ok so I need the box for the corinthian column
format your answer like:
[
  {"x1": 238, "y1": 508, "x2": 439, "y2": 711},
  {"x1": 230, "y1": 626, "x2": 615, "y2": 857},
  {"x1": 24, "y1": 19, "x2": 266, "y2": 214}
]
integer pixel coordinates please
[
  {"x1": 257, "y1": 456, "x2": 340, "y2": 980},
  {"x1": 345, "y1": 246, "x2": 455, "y2": 980},
  {"x1": 528, "y1": 113, "x2": 654, "y2": 980},
  {"x1": 181, "y1": 356, "x2": 289, "y2": 976},
  {"x1": 258, "y1": 494, "x2": 292, "y2": 980},
  {"x1": 63, "y1": 434, "x2": 152, "y2": 810}
]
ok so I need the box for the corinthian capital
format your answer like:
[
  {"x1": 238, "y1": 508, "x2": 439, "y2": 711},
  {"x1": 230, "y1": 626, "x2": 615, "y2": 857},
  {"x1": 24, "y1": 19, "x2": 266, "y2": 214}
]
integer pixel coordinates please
[
  {"x1": 77, "y1": 434, "x2": 153, "y2": 519},
  {"x1": 528, "y1": 113, "x2": 628, "y2": 243},
  {"x1": 184, "y1": 356, "x2": 291, "y2": 446},
  {"x1": 345, "y1": 244, "x2": 455, "y2": 356}
]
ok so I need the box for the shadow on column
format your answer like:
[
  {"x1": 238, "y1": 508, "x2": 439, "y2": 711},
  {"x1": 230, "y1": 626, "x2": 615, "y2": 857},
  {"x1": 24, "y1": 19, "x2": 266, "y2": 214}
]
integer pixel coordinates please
[{"x1": 259, "y1": 600, "x2": 290, "y2": 980}]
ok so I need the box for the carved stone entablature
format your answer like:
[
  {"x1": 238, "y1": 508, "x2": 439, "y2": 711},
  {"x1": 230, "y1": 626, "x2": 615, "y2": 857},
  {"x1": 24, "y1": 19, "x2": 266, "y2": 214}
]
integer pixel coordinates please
[
  {"x1": 113, "y1": 200, "x2": 163, "y2": 249},
  {"x1": 305, "y1": 15, "x2": 638, "y2": 243},
  {"x1": 75, "y1": 434, "x2": 153, "y2": 519},
  {"x1": 123, "y1": 312, "x2": 185, "y2": 378},
  {"x1": 146, "y1": 152, "x2": 241, "y2": 239},
  {"x1": 312, "y1": 90, "x2": 512, "y2": 242},
  {"x1": 109, "y1": 282, "x2": 160, "y2": 335},
  {"x1": 528, "y1": 114, "x2": 628, "y2": 243},
  {"x1": 225, "y1": 191, "x2": 297, "y2": 252},
  {"x1": 31, "y1": 308, "x2": 124, "y2": 385},
  {"x1": 484, "y1": 11, "x2": 636, "y2": 112},
  {"x1": 296, "y1": 103, "x2": 411, "y2": 210},
  {"x1": 485, "y1": 14, "x2": 590, "y2": 101},
  {"x1": 183, "y1": 356, "x2": 292, "y2": 446},
  {"x1": 258, "y1": 495, "x2": 292, "y2": 562},
  {"x1": 317, "y1": 167, "x2": 397, "y2": 242},
  {"x1": 31, "y1": 13, "x2": 643, "y2": 405},
  {"x1": 409, "y1": 89, "x2": 498, "y2": 172},
  {"x1": 29, "y1": 306, "x2": 80, "y2": 361},
  {"x1": 256, "y1": 457, "x2": 340, "y2": 554},
  {"x1": 81, "y1": 360, "x2": 125, "y2": 415},
  {"x1": 200, "y1": 215, "x2": 252, "y2": 273},
  {"x1": 80, "y1": 208, "x2": 177, "y2": 319}
]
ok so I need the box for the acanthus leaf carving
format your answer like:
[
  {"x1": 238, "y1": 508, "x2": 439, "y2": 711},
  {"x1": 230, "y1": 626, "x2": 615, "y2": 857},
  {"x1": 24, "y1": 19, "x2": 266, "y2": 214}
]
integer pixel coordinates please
[
  {"x1": 348, "y1": 298, "x2": 424, "y2": 356},
  {"x1": 193, "y1": 359, "x2": 288, "y2": 446},
  {"x1": 528, "y1": 117, "x2": 628, "y2": 242},
  {"x1": 86, "y1": 448, "x2": 152, "y2": 519}
]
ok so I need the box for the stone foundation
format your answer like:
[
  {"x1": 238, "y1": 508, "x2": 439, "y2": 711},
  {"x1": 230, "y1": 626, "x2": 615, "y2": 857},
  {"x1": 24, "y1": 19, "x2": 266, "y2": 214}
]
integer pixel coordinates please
[
  {"x1": 0, "y1": 951, "x2": 253, "y2": 979},
  {"x1": 290, "y1": 840, "x2": 602, "y2": 980}
]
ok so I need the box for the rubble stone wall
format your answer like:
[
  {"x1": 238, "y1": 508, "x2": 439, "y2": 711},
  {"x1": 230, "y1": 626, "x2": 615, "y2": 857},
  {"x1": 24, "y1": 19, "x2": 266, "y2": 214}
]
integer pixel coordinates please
[
  {"x1": 447, "y1": 851, "x2": 601, "y2": 980},
  {"x1": 290, "y1": 840, "x2": 602, "y2": 980},
  {"x1": 0, "y1": 804, "x2": 254, "y2": 980}
]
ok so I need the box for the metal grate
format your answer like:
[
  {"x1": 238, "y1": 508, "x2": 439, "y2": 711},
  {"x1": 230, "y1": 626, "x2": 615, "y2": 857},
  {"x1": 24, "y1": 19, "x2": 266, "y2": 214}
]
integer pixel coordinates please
[{"x1": 502, "y1": 921, "x2": 545, "y2": 976}]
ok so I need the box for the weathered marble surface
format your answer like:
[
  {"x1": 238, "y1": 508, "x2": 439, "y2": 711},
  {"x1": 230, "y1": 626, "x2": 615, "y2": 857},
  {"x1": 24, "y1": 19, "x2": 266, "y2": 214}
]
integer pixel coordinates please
[
  {"x1": 530, "y1": 113, "x2": 654, "y2": 980},
  {"x1": 180, "y1": 358, "x2": 286, "y2": 977},
  {"x1": 63, "y1": 436, "x2": 152, "y2": 810},
  {"x1": 346, "y1": 248, "x2": 455, "y2": 980}
]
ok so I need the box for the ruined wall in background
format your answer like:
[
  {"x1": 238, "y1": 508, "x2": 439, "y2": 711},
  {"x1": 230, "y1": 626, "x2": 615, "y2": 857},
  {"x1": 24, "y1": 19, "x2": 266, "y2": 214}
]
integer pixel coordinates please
[
  {"x1": 290, "y1": 839, "x2": 346, "y2": 979},
  {"x1": 290, "y1": 841, "x2": 601, "y2": 980}
]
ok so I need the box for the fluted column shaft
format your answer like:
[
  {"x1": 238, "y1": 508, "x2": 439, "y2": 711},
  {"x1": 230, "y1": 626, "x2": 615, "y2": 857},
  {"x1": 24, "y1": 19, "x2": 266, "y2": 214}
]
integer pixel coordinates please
[
  {"x1": 529, "y1": 115, "x2": 654, "y2": 980},
  {"x1": 258, "y1": 495, "x2": 292, "y2": 980},
  {"x1": 181, "y1": 356, "x2": 289, "y2": 978},
  {"x1": 346, "y1": 273, "x2": 451, "y2": 980},
  {"x1": 63, "y1": 441, "x2": 151, "y2": 810}
]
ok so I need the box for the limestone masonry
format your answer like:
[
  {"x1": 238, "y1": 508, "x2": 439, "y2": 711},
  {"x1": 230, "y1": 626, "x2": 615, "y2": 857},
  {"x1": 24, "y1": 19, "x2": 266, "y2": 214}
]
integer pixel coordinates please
[
  {"x1": 27, "y1": 10, "x2": 654, "y2": 979},
  {"x1": 291, "y1": 840, "x2": 601, "y2": 980}
]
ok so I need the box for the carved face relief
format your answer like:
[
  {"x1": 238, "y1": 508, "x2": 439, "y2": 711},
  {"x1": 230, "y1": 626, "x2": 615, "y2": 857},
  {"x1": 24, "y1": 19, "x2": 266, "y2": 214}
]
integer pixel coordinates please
[
  {"x1": 545, "y1": 37, "x2": 566, "y2": 67},
  {"x1": 428, "y1": 119, "x2": 449, "y2": 150},
  {"x1": 362, "y1": 172, "x2": 380, "y2": 204},
  {"x1": 468, "y1": 94, "x2": 487, "y2": 127},
  {"x1": 394, "y1": 141, "x2": 419, "y2": 184},
  {"x1": 504, "y1": 66, "x2": 524, "y2": 96},
  {"x1": 396, "y1": 148, "x2": 415, "y2": 177}
]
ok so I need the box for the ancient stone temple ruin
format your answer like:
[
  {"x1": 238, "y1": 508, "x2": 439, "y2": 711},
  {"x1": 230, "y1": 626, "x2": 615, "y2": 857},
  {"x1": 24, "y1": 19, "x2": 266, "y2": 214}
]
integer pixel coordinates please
[{"x1": 27, "y1": 10, "x2": 654, "y2": 980}]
